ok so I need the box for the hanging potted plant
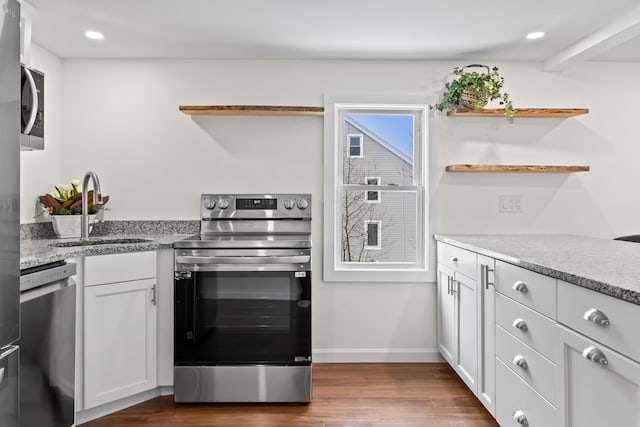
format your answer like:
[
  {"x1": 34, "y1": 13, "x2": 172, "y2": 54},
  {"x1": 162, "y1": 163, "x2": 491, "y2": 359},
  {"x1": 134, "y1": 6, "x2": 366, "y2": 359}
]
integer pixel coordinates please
[
  {"x1": 434, "y1": 64, "x2": 515, "y2": 122},
  {"x1": 38, "y1": 179, "x2": 110, "y2": 238}
]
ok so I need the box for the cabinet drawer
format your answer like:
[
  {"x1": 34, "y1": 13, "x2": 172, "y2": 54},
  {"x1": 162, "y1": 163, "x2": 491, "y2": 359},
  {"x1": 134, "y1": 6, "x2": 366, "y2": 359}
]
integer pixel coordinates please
[
  {"x1": 496, "y1": 261, "x2": 556, "y2": 318},
  {"x1": 437, "y1": 242, "x2": 476, "y2": 278},
  {"x1": 496, "y1": 293, "x2": 557, "y2": 362},
  {"x1": 496, "y1": 325, "x2": 557, "y2": 404},
  {"x1": 496, "y1": 359, "x2": 557, "y2": 427},
  {"x1": 557, "y1": 280, "x2": 640, "y2": 363},
  {"x1": 85, "y1": 251, "x2": 157, "y2": 286}
]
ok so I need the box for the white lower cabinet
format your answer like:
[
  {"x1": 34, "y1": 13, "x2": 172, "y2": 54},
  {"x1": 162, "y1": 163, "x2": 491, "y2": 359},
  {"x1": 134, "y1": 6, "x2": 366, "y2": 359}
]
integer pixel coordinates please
[
  {"x1": 437, "y1": 265, "x2": 456, "y2": 364},
  {"x1": 83, "y1": 252, "x2": 158, "y2": 409},
  {"x1": 556, "y1": 325, "x2": 640, "y2": 427},
  {"x1": 437, "y1": 238, "x2": 640, "y2": 427},
  {"x1": 437, "y1": 263, "x2": 478, "y2": 393},
  {"x1": 437, "y1": 243, "x2": 483, "y2": 397}
]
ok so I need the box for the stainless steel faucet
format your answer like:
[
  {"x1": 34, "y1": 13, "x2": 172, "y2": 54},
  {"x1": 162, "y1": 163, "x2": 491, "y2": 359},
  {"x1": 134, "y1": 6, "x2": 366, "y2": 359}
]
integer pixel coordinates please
[{"x1": 81, "y1": 171, "x2": 103, "y2": 239}]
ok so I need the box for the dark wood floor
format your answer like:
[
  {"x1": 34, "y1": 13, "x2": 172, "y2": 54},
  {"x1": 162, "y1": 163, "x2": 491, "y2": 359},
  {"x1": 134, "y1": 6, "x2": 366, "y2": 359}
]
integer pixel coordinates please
[{"x1": 80, "y1": 363, "x2": 499, "y2": 427}]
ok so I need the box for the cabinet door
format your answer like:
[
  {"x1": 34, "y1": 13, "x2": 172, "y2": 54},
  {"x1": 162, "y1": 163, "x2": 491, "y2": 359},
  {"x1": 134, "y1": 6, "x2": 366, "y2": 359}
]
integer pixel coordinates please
[
  {"x1": 557, "y1": 324, "x2": 640, "y2": 427},
  {"x1": 455, "y1": 272, "x2": 478, "y2": 393},
  {"x1": 84, "y1": 278, "x2": 158, "y2": 409},
  {"x1": 437, "y1": 264, "x2": 456, "y2": 365},
  {"x1": 477, "y1": 255, "x2": 496, "y2": 416}
]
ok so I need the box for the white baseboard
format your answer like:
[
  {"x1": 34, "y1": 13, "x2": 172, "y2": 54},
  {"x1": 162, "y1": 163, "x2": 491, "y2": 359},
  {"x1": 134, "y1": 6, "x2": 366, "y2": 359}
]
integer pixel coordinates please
[{"x1": 312, "y1": 348, "x2": 443, "y2": 363}]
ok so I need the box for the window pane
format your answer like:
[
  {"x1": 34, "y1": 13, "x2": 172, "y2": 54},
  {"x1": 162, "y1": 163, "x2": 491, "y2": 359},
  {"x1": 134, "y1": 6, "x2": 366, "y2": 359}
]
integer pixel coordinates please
[
  {"x1": 348, "y1": 135, "x2": 362, "y2": 157},
  {"x1": 343, "y1": 114, "x2": 414, "y2": 185},
  {"x1": 366, "y1": 191, "x2": 380, "y2": 202},
  {"x1": 366, "y1": 223, "x2": 379, "y2": 247},
  {"x1": 340, "y1": 189, "x2": 417, "y2": 263}
]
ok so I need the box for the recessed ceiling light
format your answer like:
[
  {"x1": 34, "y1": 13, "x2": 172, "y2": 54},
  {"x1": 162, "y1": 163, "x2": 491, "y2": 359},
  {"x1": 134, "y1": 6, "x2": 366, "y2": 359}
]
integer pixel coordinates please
[
  {"x1": 85, "y1": 31, "x2": 104, "y2": 40},
  {"x1": 526, "y1": 31, "x2": 545, "y2": 40}
]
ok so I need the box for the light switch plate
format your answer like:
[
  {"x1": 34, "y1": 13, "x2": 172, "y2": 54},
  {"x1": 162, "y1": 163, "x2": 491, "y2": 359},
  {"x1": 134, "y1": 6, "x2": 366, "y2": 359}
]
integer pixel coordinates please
[{"x1": 499, "y1": 195, "x2": 523, "y2": 213}]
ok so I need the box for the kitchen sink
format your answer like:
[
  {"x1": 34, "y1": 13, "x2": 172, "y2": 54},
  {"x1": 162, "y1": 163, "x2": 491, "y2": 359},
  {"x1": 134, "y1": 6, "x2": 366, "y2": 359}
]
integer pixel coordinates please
[{"x1": 51, "y1": 238, "x2": 153, "y2": 247}]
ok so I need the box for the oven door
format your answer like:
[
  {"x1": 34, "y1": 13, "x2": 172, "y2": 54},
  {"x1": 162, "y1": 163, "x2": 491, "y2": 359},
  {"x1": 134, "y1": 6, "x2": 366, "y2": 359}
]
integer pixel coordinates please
[{"x1": 174, "y1": 249, "x2": 311, "y2": 366}]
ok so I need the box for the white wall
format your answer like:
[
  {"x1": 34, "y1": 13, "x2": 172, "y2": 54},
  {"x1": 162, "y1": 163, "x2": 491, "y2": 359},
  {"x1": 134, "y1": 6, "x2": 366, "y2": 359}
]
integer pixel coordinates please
[{"x1": 20, "y1": 56, "x2": 640, "y2": 361}]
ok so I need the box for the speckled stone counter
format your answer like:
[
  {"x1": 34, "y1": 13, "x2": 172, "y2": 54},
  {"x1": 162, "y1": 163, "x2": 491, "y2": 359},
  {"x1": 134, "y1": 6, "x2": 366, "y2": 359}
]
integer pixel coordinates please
[
  {"x1": 20, "y1": 220, "x2": 199, "y2": 270},
  {"x1": 434, "y1": 234, "x2": 640, "y2": 305}
]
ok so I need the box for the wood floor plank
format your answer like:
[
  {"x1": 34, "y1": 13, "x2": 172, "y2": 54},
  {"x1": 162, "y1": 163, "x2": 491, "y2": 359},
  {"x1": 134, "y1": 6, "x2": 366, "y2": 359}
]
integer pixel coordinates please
[{"x1": 79, "y1": 363, "x2": 498, "y2": 427}]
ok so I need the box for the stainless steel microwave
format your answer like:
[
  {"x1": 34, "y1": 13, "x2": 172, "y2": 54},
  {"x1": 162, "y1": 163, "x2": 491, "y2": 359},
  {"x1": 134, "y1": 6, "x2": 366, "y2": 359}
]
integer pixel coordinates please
[{"x1": 20, "y1": 65, "x2": 44, "y2": 150}]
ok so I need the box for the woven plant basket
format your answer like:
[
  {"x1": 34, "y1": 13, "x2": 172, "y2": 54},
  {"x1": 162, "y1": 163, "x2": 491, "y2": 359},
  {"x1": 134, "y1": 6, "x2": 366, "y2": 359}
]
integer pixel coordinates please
[{"x1": 459, "y1": 87, "x2": 487, "y2": 109}]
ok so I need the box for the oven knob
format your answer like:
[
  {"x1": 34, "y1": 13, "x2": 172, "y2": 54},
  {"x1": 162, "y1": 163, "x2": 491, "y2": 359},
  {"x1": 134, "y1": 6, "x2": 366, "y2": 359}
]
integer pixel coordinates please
[
  {"x1": 203, "y1": 198, "x2": 216, "y2": 210},
  {"x1": 296, "y1": 198, "x2": 309, "y2": 210},
  {"x1": 217, "y1": 199, "x2": 229, "y2": 209},
  {"x1": 283, "y1": 199, "x2": 295, "y2": 210}
]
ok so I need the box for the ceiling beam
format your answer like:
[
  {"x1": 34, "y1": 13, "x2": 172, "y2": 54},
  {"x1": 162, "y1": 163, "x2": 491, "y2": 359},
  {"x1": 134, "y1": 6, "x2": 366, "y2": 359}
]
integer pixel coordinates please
[{"x1": 544, "y1": 5, "x2": 640, "y2": 71}]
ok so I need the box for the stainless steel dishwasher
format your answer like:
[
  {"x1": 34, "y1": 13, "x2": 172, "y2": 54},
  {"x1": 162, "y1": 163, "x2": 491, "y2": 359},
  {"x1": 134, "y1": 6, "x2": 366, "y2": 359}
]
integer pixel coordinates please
[{"x1": 19, "y1": 261, "x2": 76, "y2": 427}]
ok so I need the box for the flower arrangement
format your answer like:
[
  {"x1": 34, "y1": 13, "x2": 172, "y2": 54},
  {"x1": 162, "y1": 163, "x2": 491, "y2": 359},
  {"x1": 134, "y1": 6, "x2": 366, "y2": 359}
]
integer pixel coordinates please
[
  {"x1": 434, "y1": 64, "x2": 515, "y2": 122},
  {"x1": 39, "y1": 179, "x2": 109, "y2": 215}
]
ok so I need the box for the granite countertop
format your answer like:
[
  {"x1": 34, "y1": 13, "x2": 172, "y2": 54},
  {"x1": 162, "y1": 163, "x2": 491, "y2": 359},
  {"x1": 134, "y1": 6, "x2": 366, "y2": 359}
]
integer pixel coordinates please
[
  {"x1": 20, "y1": 233, "x2": 192, "y2": 270},
  {"x1": 434, "y1": 234, "x2": 640, "y2": 305},
  {"x1": 20, "y1": 220, "x2": 199, "y2": 270}
]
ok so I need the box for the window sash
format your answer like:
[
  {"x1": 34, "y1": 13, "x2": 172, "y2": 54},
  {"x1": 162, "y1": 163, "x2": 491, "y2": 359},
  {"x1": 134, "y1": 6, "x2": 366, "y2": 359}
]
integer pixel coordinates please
[{"x1": 323, "y1": 96, "x2": 430, "y2": 282}]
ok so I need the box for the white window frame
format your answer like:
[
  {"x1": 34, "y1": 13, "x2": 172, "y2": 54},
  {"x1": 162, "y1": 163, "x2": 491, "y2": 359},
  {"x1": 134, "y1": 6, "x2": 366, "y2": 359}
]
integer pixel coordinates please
[
  {"x1": 347, "y1": 134, "x2": 363, "y2": 158},
  {"x1": 365, "y1": 176, "x2": 381, "y2": 203},
  {"x1": 364, "y1": 220, "x2": 382, "y2": 250},
  {"x1": 323, "y1": 93, "x2": 430, "y2": 282}
]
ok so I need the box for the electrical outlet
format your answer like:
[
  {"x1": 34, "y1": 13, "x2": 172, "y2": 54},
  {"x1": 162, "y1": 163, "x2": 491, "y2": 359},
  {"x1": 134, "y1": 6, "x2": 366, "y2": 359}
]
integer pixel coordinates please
[{"x1": 499, "y1": 195, "x2": 523, "y2": 213}]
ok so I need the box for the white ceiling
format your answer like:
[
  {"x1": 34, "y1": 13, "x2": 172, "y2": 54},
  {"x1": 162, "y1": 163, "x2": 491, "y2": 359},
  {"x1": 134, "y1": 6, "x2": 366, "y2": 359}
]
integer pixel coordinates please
[{"x1": 25, "y1": 0, "x2": 640, "y2": 69}]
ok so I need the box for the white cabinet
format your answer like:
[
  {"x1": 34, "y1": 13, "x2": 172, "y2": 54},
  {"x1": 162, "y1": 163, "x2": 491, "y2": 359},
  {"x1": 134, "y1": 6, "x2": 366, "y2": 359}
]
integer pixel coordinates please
[
  {"x1": 436, "y1": 243, "x2": 478, "y2": 394},
  {"x1": 557, "y1": 324, "x2": 640, "y2": 427},
  {"x1": 477, "y1": 255, "x2": 496, "y2": 416},
  {"x1": 437, "y1": 265, "x2": 456, "y2": 364},
  {"x1": 436, "y1": 237, "x2": 640, "y2": 427},
  {"x1": 18, "y1": 0, "x2": 33, "y2": 65},
  {"x1": 83, "y1": 251, "x2": 158, "y2": 409},
  {"x1": 556, "y1": 282, "x2": 640, "y2": 427}
]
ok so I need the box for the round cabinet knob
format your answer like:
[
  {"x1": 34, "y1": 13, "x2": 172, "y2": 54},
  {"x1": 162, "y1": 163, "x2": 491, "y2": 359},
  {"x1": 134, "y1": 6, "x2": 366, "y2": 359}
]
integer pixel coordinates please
[
  {"x1": 512, "y1": 410, "x2": 529, "y2": 426},
  {"x1": 512, "y1": 281, "x2": 529, "y2": 293},
  {"x1": 217, "y1": 199, "x2": 229, "y2": 209},
  {"x1": 297, "y1": 198, "x2": 309, "y2": 210},
  {"x1": 203, "y1": 198, "x2": 216, "y2": 210},
  {"x1": 283, "y1": 199, "x2": 295, "y2": 210},
  {"x1": 512, "y1": 318, "x2": 529, "y2": 332}
]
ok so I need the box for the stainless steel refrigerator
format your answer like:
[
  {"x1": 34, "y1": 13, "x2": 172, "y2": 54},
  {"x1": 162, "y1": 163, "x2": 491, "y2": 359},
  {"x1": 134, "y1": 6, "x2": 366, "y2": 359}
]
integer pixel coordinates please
[{"x1": 0, "y1": 0, "x2": 21, "y2": 426}]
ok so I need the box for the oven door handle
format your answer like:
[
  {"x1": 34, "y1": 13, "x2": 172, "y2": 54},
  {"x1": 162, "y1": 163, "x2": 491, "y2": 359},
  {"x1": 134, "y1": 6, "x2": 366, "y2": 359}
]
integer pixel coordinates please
[{"x1": 176, "y1": 255, "x2": 311, "y2": 264}]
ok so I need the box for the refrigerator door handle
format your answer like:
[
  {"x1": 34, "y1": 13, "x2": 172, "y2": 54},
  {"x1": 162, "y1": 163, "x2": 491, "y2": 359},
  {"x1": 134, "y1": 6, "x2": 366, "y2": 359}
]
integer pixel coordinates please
[{"x1": 22, "y1": 66, "x2": 39, "y2": 134}]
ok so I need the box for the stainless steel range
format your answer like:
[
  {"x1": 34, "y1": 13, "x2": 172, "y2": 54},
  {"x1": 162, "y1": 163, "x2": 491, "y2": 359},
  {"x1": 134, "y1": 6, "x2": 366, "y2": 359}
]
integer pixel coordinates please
[{"x1": 173, "y1": 194, "x2": 312, "y2": 403}]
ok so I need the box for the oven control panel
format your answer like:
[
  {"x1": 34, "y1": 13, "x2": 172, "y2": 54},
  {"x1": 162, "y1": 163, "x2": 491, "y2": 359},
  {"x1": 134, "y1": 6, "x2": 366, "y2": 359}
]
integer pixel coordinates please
[{"x1": 201, "y1": 194, "x2": 311, "y2": 219}]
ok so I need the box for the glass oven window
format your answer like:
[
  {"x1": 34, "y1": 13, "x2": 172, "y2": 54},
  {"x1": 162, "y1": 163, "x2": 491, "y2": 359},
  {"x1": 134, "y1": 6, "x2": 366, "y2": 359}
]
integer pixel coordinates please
[{"x1": 175, "y1": 271, "x2": 311, "y2": 365}]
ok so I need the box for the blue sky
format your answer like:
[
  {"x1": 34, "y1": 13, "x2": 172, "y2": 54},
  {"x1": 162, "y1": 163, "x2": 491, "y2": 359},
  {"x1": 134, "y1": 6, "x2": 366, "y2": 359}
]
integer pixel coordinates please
[{"x1": 347, "y1": 114, "x2": 414, "y2": 160}]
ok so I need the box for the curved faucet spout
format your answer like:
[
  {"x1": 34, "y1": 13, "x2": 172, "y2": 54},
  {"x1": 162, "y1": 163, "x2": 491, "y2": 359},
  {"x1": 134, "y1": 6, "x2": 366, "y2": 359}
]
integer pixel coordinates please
[{"x1": 81, "y1": 171, "x2": 103, "y2": 239}]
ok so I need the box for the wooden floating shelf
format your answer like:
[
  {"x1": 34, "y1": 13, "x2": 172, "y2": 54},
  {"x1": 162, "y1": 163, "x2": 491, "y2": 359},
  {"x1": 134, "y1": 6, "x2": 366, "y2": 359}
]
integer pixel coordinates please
[
  {"x1": 447, "y1": 108, "x2": 589, "y2": 118},
  {"x1": 445, "y1": 164, "x2": 590, "y2": 173},
  {"x1": 179, "y1": 105, "x2": 325, "y2": 116}
]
